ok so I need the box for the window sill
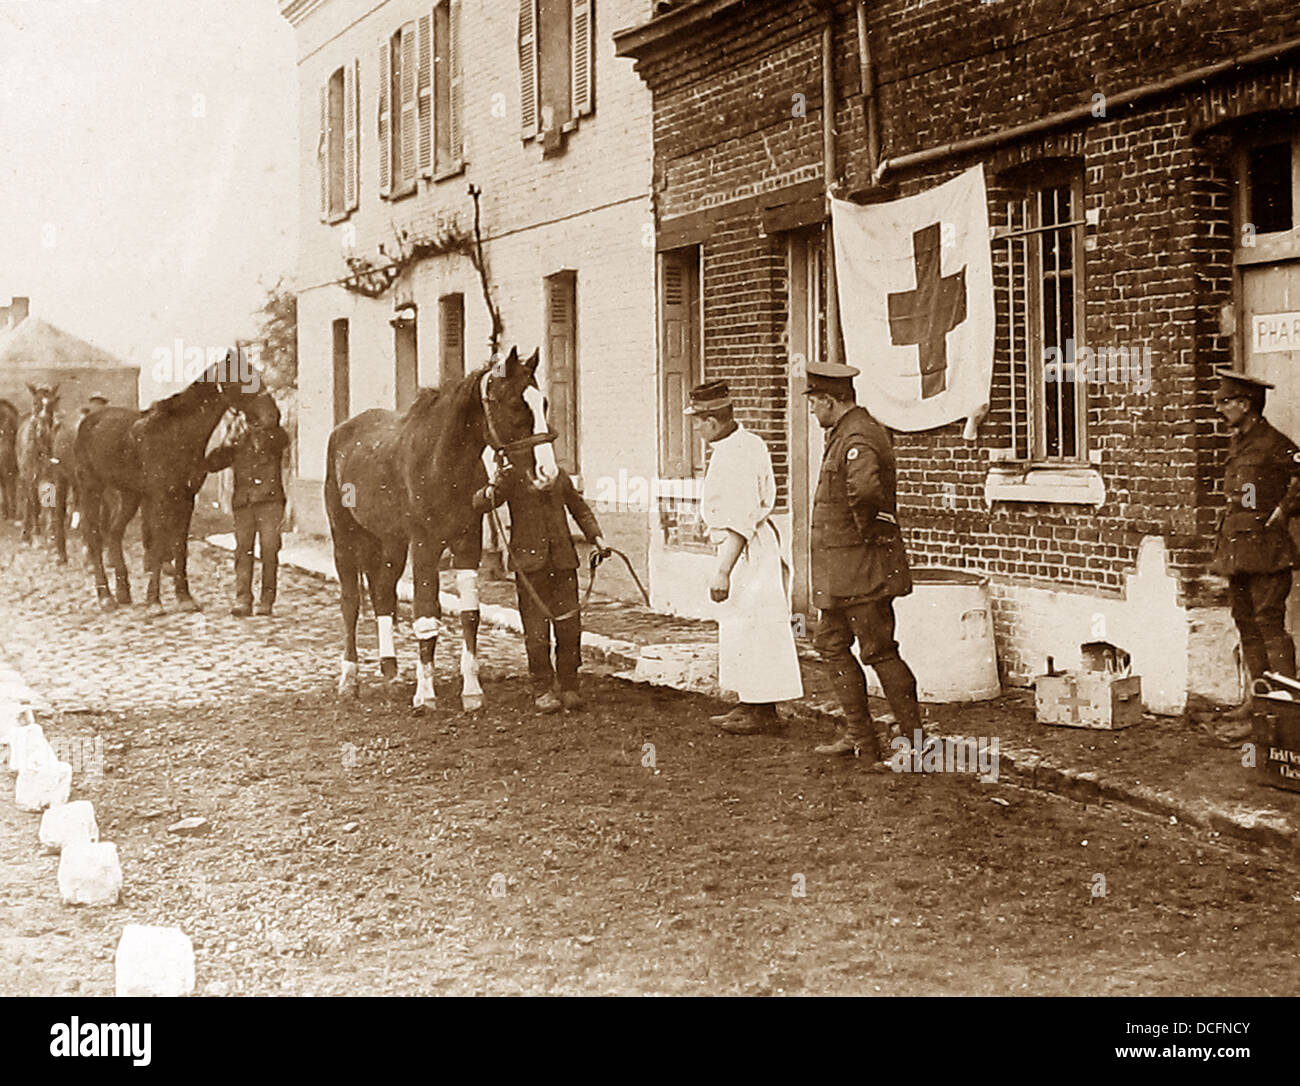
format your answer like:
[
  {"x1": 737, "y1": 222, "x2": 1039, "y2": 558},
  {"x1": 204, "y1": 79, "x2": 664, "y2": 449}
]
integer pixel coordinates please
[
  {"x1": 430, "y1": 160, "x2": 466, "y2": 184},
  {"x1": 326, "y1": 209, "x2": 353, "y2": 225},
  {"x1": 384, "y1": 183, "x2": 418, "y2": 203},
  {"x1": 983, "y1": 464, "x2": 1105, "y2": 507}
]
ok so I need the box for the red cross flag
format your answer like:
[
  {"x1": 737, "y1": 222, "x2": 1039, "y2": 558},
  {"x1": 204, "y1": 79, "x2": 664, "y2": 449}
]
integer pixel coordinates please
[{"x1": 830, "y1": 165, "x2": 994, "y2": 436}]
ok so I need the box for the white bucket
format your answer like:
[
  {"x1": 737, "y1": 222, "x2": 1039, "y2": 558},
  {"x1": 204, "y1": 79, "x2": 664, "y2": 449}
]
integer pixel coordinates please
[{"x1": 864, "y1": 568, "x2": 1001, "y2": 703}]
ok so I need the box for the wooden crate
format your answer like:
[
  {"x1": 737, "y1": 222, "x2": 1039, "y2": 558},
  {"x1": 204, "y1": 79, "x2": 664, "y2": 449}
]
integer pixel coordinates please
[
  {"x1": 1035, "y1": 671, "x2": 1143, "y2": 730},
  {"x1": 1253, "y1": 695, "x2": 1300, "y2": 793}
]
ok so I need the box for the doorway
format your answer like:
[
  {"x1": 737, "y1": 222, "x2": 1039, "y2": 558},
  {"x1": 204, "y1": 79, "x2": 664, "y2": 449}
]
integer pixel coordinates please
[{"x1": 394, "y1": 309, "x2": 419, "y2": 411}]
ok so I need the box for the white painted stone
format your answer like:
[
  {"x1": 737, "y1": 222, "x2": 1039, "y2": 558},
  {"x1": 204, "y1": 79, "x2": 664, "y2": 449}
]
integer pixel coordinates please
[
  {"x1": 58, "y1": 842, "x2": 123, "y2": 906},
  {"x1": 39, "y1": 801, "x2": 99, "y2": 853},
  {"x1": 0, "y1": 701, "x2": 35, "y2": 746},
  {"x1": 16, "y1": 760, "x2": 72, "y2": 812},
  {"x1": 115, "y1": 924, "x2": 195, "y2": 997},
  {"x1": 8, "y1": 724, "x2": 54, "y2": 773},
  {"x1": 632, "y1": 643, "x2": 720, "y2": 695}
]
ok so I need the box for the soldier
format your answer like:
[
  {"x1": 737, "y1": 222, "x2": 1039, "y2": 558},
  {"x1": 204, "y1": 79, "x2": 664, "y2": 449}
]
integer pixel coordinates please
[
  {"x1": 1211, "y1": 368, "x2": 1300, "y2": 736},
  {"x1": 685, "y1": 380, "x2": 803, "y2": 735},
  {"x1": 204, "y1": 397, "x2": 289, "y2": 617},
  {"x1": 802, "y1": 360, "x2": 922, "y2": 759}
]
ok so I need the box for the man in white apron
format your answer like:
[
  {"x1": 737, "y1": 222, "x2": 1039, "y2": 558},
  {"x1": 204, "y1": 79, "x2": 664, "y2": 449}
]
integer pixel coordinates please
[{"x1": 686, "y1": 380, "x2": 804, "y2": 734}]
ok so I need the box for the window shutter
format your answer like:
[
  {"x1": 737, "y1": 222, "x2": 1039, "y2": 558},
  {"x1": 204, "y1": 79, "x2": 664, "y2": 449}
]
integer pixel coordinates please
[
  {"x1": 449, "y1": 0, "x2": 463, "y2": 163},
  {"x1": 545, "y1": 271, "x2": 579, "y2": 474},
  {"x1": 659, "y1": 250, "x2": 699, "y2": 478},
  {"x1": 319, "y1": 83, "x2": 330, "y2": 221},
  {"x1": 378, "y1": 38, "x2": 392, "y2": 197},
  {"x1": 417, "y1": 13, "x2": 432, "y2": 177},
  {"x1": 399, "y1": 24, "x2": 419, "y2": 186},
  {"x1": 344, "y1": 59, "x2": 359, "y2": 210},
  {"x1": 518, "y1": 0, "x2": 539, "y2": 139},
  {"x1": 571, "y1": 0, "x2": 594, "y2": 118}
]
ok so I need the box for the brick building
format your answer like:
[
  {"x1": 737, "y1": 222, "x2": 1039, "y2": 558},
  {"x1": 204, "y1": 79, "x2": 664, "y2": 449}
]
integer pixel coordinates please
[
  {"x1": 278, "y1": 0, "x2": 657, "y2": 589},
  {"x1": 617, "y1": 0, "x2": 1300, "y2": 714}
]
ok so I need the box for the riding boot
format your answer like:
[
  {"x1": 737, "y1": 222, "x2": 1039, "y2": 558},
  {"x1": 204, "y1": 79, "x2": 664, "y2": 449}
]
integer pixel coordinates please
[
  {"x1": 875, "y1": 654, "x2": 923, "y2": 744},
  {"x1": 257, "y1": 557, "x2": 278, "y2": 616},
  {"x1": 815, "y1": 714, "x2": 875, "y2": 757},
  {"x1": 232, "y1": 554, "x2": 254, "y2": 618}
]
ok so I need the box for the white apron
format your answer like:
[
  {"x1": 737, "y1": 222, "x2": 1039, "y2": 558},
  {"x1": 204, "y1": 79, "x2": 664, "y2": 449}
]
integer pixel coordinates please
[{"x1": 701, "y1": 427, "x2": 805, "y2": 704}]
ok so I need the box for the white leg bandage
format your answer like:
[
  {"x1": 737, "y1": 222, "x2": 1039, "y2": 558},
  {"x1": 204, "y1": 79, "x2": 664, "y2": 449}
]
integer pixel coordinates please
[
  {"x1": 377, "y1": 615, "x2": 395, "y2": 658},
  {"x1": 338, "y1": 658, "x2": 359, "y2": 697},
  {"x1": 412, "y1": 615, "x2": 440, "y2": 640},
  {"x1": 456, "y1": 570, "x2": 479, "y2": 612},
  {"x1": 461, "y1": 646, "x2": 483, "y2": 699}
]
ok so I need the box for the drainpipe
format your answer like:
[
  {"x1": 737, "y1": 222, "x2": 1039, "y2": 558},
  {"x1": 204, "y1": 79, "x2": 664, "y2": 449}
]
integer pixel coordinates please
[
  {"x1": 856, "y1": 1, "x2": 879, "y2": 176},
  {"x1": 822, "y1": 12, "x2": 842, "y2": 366}
]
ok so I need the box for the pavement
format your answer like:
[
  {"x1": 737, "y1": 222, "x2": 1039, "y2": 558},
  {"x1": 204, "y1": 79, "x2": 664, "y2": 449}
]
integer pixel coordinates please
[{"x1": 202, "y1": 531, "x2": 1300, "y2": 855}]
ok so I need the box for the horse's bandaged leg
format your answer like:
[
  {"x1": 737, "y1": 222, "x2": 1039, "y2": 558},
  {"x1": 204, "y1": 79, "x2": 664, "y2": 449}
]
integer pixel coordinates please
[
  {"x1": 338, "y1": 658, "x2": 360, "y2": 699},
  {"x1": 456, "y1": 569, "x2": 479, "y2": 612},
  {"x1": 377, "y1": 615, "x2": 395, "y2": 658},
  {"x1": 412, "y1": 615, "x2": 440, "y2": 640}
]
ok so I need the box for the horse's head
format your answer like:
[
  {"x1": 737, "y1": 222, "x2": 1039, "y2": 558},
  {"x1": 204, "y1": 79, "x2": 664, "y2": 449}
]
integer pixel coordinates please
[
  {"x1": 25, "y1": 384, "x2": 59, "y2": 448},
  {"x1": 480, "y1": 347, "x2": 559, "y2": 491}
]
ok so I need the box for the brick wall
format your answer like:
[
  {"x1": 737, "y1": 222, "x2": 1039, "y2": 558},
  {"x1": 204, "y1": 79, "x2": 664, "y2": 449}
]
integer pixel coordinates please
[{"x1": 626, "y1": 0, "x2": 1300, "y2": 613}]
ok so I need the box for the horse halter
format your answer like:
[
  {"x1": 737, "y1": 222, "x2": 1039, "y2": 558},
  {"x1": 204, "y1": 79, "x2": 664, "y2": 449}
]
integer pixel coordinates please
[{"x1": 478, "y1": 370, "x2": 557, "y2": 471}]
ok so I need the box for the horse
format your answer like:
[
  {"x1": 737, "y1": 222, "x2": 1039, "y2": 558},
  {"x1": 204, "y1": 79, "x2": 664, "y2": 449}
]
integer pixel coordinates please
[
  {"x1": 325, "y1": 346, "x2": 558, "y2": 711},
  {"x1": 0, "y1": 399, "x2": 18, "y2": 521},
  {"x1": 75, "y1": 354, "x2": 272, "y2": 613},
  {"x1": 14, "y1": 384, "x2": 72, "y2": 561}
]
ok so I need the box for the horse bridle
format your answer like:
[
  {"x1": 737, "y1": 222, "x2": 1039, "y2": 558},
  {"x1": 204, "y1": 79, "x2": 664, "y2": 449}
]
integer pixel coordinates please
[{"x1": 478, "y1": 369, "x2": 556, "y2": 473}]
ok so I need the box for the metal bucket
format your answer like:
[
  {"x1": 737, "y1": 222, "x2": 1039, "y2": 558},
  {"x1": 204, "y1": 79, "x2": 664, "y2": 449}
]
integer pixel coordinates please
[{"x1": 864, "y1": 567, "x2": 1001, "y2": 703}]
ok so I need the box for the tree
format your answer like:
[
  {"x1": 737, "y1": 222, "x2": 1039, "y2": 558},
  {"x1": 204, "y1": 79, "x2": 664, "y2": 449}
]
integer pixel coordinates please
[{"x1": 250, "y1": 279, "x2": 298, "y2": 391}]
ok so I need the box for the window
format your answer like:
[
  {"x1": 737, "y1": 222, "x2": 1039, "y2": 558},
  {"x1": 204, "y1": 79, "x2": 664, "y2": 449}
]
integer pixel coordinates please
[
  {"x1": 658, "y1": 246, "x2": 702, "y2": 478},
  {"x1": 394, "y1": 308, "x2": 419, "y2": 411},
  {"x1": 518, "y1": 0, "x2": 595, "y2": 144},
  {"x1": 438, "y1": 293, "x2": 465, "y2": 386},
  {"x1": 993, "y1": 165, "x2": 1087, "y2": 461},
  {"x1": 379, "y1": 7, "x2": 463, "y2": 199},
  {"x1": 544, "y1": 271, "x2": 579, "y2": 473},
  {"x1": 332, "y1": 319, "x2": 350, "y2": 426},
  {"x1": 319, "y1": 63, "x2": 358, "y2": 221}
]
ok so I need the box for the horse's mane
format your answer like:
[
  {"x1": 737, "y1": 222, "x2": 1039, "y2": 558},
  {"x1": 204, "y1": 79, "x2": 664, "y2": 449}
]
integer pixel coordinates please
[
  {"x1": 140, "y1": 362, "x2": 228, "y2": 425},
  {"x1": 401, "y1": 365, "x2": 490, "y2": 467}
]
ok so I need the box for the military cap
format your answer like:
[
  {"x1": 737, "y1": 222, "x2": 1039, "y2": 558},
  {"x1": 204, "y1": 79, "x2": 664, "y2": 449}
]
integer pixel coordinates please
[
  {"x1": 683, "y1": 379, "x2": 732, "y2": 415},
  {"x1": 802, "y1": 359, "x2": 860, "y2": 396},
  {"x1": 1214, "y1": 368, "x2": 1274, "y2": 404},
  {"x1": 87, "y1": 391, "x2": 109, "y2": 404}
]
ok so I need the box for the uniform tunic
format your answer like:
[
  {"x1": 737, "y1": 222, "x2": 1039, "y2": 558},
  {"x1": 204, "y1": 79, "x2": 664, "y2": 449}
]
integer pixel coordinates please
[
  {"x1": 699, "y1": 425, "x2": 804, "y2": 704},
  {"x1": 810, "y1": 406, "x2": 911, "y2": 609}
]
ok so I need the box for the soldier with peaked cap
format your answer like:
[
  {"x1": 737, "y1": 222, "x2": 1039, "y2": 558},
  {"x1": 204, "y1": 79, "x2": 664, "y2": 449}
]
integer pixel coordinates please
[
  {"x1": 1211, "y1": 368, "x2": 1300, "y2": 735},
  {"x1": 686, "y1": 379, "x2": 804, "y2": 734},
  {"x1": 802, "y1": 359, "x2": 922, "y2": 760}
]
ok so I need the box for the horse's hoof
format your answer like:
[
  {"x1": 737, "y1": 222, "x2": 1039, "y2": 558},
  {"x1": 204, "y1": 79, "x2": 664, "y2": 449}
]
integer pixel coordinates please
[
  {"x1": 144, "y1": 602, "x2": 165, "y2": 618},
  {"x1": 176, "y1": 597, "x2": 201, "y2": 614},
  {"x1": 338, "y1": 681, "x2": 360, "y2": 699},
  {"x1": 97, "y1": 596, "x2": 118, "y2": 613},
  {"x1": 461, "y1": 694, "x2": 484, "y2": 712},
  {"x1": 412, "y1": 694, "x2": 435, "y2": 712},
  {"x1": 379, "y1": 657, "x2": 399, "y2": 681}
]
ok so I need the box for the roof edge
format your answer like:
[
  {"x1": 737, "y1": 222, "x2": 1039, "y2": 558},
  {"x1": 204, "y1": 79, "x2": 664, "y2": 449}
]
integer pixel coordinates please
[{"x1": 613, "y1": 0, "x2": 755, "y2": 60}]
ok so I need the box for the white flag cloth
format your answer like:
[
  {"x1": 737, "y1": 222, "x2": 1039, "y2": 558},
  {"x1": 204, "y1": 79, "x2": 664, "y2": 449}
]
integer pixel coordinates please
[{"x1": 830, "y1": 165, "x2": 994, "y2": 435}]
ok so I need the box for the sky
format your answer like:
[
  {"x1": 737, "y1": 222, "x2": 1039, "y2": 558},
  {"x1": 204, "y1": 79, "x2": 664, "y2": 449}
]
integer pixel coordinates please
[{"x1": 0, "y1": 0, "x2": 299, "y2": 403}]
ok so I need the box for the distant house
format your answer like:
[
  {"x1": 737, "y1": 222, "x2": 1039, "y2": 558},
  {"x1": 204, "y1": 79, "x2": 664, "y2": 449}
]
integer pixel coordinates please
[{"x1": 0, "y1": 308, "x2": 140, "y2": 415}]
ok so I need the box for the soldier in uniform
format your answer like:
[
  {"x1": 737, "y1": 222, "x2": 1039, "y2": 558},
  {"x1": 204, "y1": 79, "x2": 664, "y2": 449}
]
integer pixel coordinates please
[
  {"x1": 204, "y1": 397, "x2": 289, "y2": 617},
  {"x1": 1211, "y1": 368, "x2": 1300, "y2": 734},
  {"x1": 802, "y1": 360, "x2": 922, "y2": 759}
]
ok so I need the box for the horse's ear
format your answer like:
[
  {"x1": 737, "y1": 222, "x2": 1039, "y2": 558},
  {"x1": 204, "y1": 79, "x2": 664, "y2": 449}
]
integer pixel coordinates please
[
  {"x1": 525, "y1": 348, "x2": 540, "y2": 375},
  {"x1": 26, "y1": 383, "x2": 37, "y2": 398},
  {"x1": 49, "y1": 384, "x2": 60, "y2": 402}
]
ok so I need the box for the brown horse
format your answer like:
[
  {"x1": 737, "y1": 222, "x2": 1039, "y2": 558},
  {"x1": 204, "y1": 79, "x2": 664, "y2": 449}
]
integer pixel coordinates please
[
  {"x1": 76, "y1": 353, "x2": 272, "y2": 612},
  {"x1": 325, "y1": 347, "x2": 558, "y2": 710},
  {"x1": 0, "y1": 399, "x2": 18, "y2": 521},
  {"x1": 15, "y1": 384, "x2": 72, "y2": 561}
]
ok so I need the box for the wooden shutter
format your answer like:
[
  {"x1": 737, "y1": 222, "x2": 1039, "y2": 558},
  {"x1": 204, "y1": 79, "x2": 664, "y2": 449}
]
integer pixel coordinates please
[
  {"x1": 417, "y1": 13, "x2": 432, "y2": 177},
  {"x1": 518, "y1": 0, "x2": 539, "y2": 139},
  {"x1": 660, "y1": 249, "x2": 700, "y2": 478},
  {"x1": 344, "y1": 59, "x2": 359, "y2": 210},
  {"x1": 378, "y1": 38, "x2": 392, "y2": 197},
  {"x1": 545, "y1": 271, "x2": 579, "y2": 473},
  {"x1": 399, "y1": 24, "x2": 418, "y2": 187},
  {"x1": 318, "y1": 83, "x2": 330, "y2": 220},
  {"x1": 571, "y1": 0, "x2": 594, "y2": 118},
  {"x1": 449, "y1": 0, "x2": 463, "y2": 163},
  {"x1": 439, "y1": 294, "x2": 465, "y2": 386}
]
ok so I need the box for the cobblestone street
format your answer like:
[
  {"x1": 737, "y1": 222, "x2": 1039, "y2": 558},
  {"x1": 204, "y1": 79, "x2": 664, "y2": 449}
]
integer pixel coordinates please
[{"x1": 3, "y1": 522, "x2": 1300, "y2": 996}]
